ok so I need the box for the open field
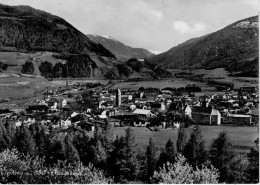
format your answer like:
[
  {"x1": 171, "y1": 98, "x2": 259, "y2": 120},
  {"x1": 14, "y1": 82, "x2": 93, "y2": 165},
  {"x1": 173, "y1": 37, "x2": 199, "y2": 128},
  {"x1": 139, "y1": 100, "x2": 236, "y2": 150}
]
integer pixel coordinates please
[
  {"x1": 0, "y1": 73, "x2": 56, "y2": 100},
  {"x1": 88, "y1": 125, "x2": 259, "y2": 153},
  {"x1": 169, "y1": 68, "x2": 258, "y2": 89},
  {"x1": 111, "y1": 79, "x2": 214, "y2": 91},
  {"x1": 0, "y1": 51, "x2": 65, "y2": 75},
  {"x1": 51, "y1": 79, "x2": 110, "y2": 86}
]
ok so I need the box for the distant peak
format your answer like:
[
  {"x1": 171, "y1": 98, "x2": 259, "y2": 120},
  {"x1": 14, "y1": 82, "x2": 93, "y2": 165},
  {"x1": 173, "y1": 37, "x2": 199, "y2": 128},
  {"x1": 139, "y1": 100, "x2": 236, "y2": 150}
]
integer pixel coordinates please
[
  {"x1": 102, "y1": 35, "x2": 114, "y2": 40},
  {"x1": 148, "y1": 50, "x2": 162, "y2": 55},
  {"x1": 88, "y1": 34, "x2": 118, "y2": 41}
]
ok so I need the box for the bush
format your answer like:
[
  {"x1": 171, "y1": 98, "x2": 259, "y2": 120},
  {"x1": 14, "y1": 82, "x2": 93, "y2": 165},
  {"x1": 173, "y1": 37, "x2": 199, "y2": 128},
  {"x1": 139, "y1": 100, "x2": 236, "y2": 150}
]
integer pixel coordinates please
[
  {"x1": 0, "y1": 149, "x2": 113, "y2": 184},
  {"x1": 152, "y1": 155, "x2": 219, "y2": 184}
]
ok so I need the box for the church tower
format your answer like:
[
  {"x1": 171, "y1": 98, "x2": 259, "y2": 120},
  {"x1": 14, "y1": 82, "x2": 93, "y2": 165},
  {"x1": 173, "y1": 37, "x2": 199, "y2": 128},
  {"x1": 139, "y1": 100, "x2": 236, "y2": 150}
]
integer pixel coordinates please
[{"x1": 116, "y1": 88, "x2": 121, "y2": 107}]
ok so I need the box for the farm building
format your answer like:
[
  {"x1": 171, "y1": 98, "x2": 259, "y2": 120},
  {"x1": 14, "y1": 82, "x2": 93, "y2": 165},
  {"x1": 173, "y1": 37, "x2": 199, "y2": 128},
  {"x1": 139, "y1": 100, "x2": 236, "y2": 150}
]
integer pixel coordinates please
[
  {"x1": 222, "y1": 113, "x2": 252, "y2": 125},
  {"x1": 192, "y1": 106, "x2": 221, "y2": 125},
  {"x1": 109, "y1": 118, "x2": 121, "y2": 126},
  {"x1": 132, "y1": 109, "x2": 156, "y2": 118},
  {"x1": 132, "y1": 117, "x2": 150, "y2": 127}
]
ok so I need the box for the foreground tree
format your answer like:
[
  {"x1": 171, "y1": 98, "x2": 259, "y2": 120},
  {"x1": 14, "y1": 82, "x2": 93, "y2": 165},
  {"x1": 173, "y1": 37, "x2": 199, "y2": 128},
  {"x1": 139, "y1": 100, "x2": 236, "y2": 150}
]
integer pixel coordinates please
[
  {"x1": 228, "y1": 154, "x2": 249, "y2": 183},
  {"x1": 14, "y1": 124, "x2": 36, "y2": 156},
  {"x1": 152, "y1": 154, "x2": 219, "y2": 184},
  {"x1": 246, "y1": 138, "x2": 259, "y2": 183},
  {"x1": 183, "y1": 126, "x2": 206, "y2": 167},
  {"x1": 108, "y1": 127, "x2": 139, "y2": 183},
  {"x1": 209, "y1": 131, "x2": 234, "y2": 182},
  {"x1": 64, "y1": 134, "x2": 80, "y2": 164},
  {"x1": 176, "y1": 122, "x2": 186, "y2": 153},
  {"x1": 0, "y1": 121, "x2": 8, "y2": 152},
  {"x1": 157, "y1": 139, "x2": 176, "y2": 169},
  {"x1": 146, "y1": 138, "x2": 159, "y2": 181}
]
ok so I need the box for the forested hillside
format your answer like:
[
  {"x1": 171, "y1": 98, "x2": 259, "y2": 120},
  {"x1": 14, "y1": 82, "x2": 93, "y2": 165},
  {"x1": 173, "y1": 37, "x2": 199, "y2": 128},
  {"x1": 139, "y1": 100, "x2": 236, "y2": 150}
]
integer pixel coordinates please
[{"x1": 149, "y1": 16, "x2": 258, "y2": 77}]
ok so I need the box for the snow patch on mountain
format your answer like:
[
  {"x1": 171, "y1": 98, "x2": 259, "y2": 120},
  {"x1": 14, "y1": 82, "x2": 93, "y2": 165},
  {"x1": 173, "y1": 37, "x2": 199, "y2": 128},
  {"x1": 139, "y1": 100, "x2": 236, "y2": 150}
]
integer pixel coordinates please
[{"x1": 148, "y1": 50, "x2": 162, "y2": 55}]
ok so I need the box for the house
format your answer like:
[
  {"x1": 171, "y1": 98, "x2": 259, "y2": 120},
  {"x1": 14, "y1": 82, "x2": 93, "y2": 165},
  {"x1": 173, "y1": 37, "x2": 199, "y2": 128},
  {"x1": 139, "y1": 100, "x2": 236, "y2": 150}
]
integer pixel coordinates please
[
  {"x1": 27, "y1": 105, "x2": 48, "y2": 113},
  {"x1": 132, "y1": 109, "x2": 156, "y2": 118},
  {"x1": 77, "y1": 120, "x2": 95, "y2": 131},
  {"x1": 183, "y1": 104, "x2": 192, "y2": 117},
  {"x1": 62, "y1": 99, "x2": 67, "y2": 108},
  {"x1": 192, "y1": 106, "x2": 221, "y2": 125},
  {"x1": 109, "y1": 118, "x2": 121, "y2": 126},
  {"x1": 169, "y1": 101, "x2": 192, "y2": 117},
  {"x1": 132, "y1": 117, "x2": 150, "y2": 127},
  {"x1": 48, "y1": 98, "x2": 59, "y2": 109},
  {"x1": 222, "y1": 113, "x2": 252, "y2": 125},
  {"x1": 60, "y1": 119, "x2": 72, "y2": 128}
]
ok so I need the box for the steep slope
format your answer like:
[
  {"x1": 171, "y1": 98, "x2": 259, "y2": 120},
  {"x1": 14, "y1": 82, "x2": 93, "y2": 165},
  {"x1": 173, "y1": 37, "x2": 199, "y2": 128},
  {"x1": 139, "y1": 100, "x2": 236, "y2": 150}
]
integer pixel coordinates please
[
  {"x1": 0, "y1": 4, "x2": 115, "y2": 58},
  {"x1": 149, "y1": 16, "x2": 258, "y2": 76},
  {"x1": 87, "y1": 34, "x2": 154, "y2": 61}
]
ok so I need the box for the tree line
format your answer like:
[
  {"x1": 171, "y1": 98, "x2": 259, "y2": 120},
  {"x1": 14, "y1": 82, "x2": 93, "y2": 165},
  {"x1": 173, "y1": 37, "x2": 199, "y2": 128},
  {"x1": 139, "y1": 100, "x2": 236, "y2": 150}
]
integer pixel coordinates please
[{"x1": 0, "y1": 119, "x2": 258, "y2": 184}]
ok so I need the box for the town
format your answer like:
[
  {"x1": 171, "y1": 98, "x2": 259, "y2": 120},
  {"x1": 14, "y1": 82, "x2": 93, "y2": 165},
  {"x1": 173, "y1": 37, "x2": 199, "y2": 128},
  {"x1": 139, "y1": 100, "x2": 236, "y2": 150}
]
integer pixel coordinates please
[{"x1": 1, "y1": 81, "x2": 258, "y2": 133}]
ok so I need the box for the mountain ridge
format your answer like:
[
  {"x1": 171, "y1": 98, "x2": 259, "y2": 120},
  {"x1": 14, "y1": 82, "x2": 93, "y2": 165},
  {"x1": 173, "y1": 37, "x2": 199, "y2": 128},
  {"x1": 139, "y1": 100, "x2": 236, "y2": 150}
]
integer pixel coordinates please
[
  {"x1": 148, "y1": 15, "x2": 258, "y2": 77},
  {"x1": 87, "y1": 34, "x2": 155, "y2": 61},
  {"x1": 0, "y1": 3, "x2": 115, "y2": 58}
]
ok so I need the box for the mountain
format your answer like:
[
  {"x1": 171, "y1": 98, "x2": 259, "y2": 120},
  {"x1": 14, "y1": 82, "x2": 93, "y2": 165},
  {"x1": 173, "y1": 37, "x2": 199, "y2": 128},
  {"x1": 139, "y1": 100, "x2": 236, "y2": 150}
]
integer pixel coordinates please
[
  {"x1": 87, "y1": 34, "x2": 155, "y2": 61},
  {"x1": 0, "y1": 3, "x2": 115, "y2": 57},
  {"x1": 148, "y1": 16, "x2": 259, "y2": 77}
]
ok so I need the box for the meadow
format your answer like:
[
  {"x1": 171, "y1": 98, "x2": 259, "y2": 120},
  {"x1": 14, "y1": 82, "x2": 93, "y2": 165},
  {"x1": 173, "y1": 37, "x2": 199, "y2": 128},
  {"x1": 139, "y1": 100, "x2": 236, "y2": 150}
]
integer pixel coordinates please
[{"x1": 88, "y1": 125, "x2": 259, "y2": 153}]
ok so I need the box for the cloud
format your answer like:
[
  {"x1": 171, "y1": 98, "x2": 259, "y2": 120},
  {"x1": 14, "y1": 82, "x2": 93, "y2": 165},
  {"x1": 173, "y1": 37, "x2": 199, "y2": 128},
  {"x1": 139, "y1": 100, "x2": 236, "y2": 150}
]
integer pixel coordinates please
[
  {"x1": 173, "y1": 21, "x2": 191, "y2": 33},
  {"x1": 173, "y1": 21, "x2": 207, "y2": 34}
]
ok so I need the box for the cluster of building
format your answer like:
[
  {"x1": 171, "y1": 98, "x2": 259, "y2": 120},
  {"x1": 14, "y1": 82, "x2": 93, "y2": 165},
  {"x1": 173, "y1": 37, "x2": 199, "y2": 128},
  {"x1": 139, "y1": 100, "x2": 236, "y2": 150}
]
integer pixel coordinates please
[{"x1": 0, "y1": 83, "x2": 258, "y2": 132}]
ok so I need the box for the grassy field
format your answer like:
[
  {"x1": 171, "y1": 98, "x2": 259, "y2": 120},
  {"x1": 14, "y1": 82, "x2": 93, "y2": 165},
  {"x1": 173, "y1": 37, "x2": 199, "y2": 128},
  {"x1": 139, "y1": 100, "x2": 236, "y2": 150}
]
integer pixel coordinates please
[
  {"x1": 111, "y1": 79, "x2": 214, "y2": 91},
  {"x1": 51, "y1": 79, "x2": 110, "y2": 86},
  {"x1": 0, "y1": 51, "x2": 65, "y2": 75},
  {"x1": 88, "y1": 125, "x2": 259, "y2": 153}
]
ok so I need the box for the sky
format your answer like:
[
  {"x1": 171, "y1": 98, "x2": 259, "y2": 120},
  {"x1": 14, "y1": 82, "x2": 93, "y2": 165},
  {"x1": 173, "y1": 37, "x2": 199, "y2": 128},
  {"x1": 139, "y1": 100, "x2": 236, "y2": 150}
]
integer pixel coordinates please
[{"x1": 0, "y1": 0, "x2": 258, "y2": 53}]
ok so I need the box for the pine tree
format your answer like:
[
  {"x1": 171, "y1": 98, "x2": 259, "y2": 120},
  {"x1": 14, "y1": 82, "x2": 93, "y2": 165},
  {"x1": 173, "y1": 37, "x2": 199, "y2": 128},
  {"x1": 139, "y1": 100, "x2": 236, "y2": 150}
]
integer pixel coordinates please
[
  {"x1": 15, "y1": 124, "x2": 36, "y2": 156},
  {"x1": 72, "y1": 132, "x2": 90, "y2": 166},
  {"x1": 35, "y1": 126, "x2": 48, "y2": 158},
  {"x1": 183, "y1": 126, "x2": 206, "y2": 168},
  {"x1": 246, "y1": 138, "x2": 259, "y2": 183},
  {"x1": 0, "y1": 120, "x2": 8, "y2": 152},
  {"x1": 157, "y1": 139, "x2": 176, "y2": 169},
  {"x1": 4, "y1": 121, "x2": 16, "y2": 149},
  {"x1": 209, "y1": 131, "x2": 234, "y2": 182},
  {"x1": 64, "y1": 134, "x2": 80, "y2": 164},
  {"x1": 92, "y1": 140, "x2": 108, "y2": 168},
  {"x1": 101, "y1": 122, "x2": 114, "y2": 152},
  {"x1": 46, "y1": 137, "x2": 66, "y2": 165},
  {"x1": 146, "y1": 138, "x2": 158, "y2": 181},
  {"x1": 109, "y1": 127, "x2": 139, "y2": 183},
  {"x1": 165, "y1": 139, "x2": 176, "y2": 163},
  {"x1": 176, "y1": 122, "x2": 186, "y2": 153}
]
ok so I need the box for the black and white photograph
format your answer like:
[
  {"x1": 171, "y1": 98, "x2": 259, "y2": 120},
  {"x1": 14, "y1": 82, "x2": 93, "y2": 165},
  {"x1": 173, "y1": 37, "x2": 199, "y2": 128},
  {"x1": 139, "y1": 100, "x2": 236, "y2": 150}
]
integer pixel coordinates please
[{"x1": 0, "y1": 0, "x2": 259, "y2": 184}]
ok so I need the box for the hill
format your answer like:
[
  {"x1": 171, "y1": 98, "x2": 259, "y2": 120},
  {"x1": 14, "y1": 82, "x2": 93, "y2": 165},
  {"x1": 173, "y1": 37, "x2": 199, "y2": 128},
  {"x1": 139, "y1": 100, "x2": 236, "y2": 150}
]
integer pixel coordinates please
[
  {"x1": 87, "y1": 34, "x2": 155, "y2": 61},
  {"x1": 148, "y1": 16, "x2": 259, "y2": 77},
  {"x1": 0, "y1": 3, "x2": 115, "y2": 57},
  {"x1": 0, "y1": 3, "x2": 124, "y2": 79}
]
